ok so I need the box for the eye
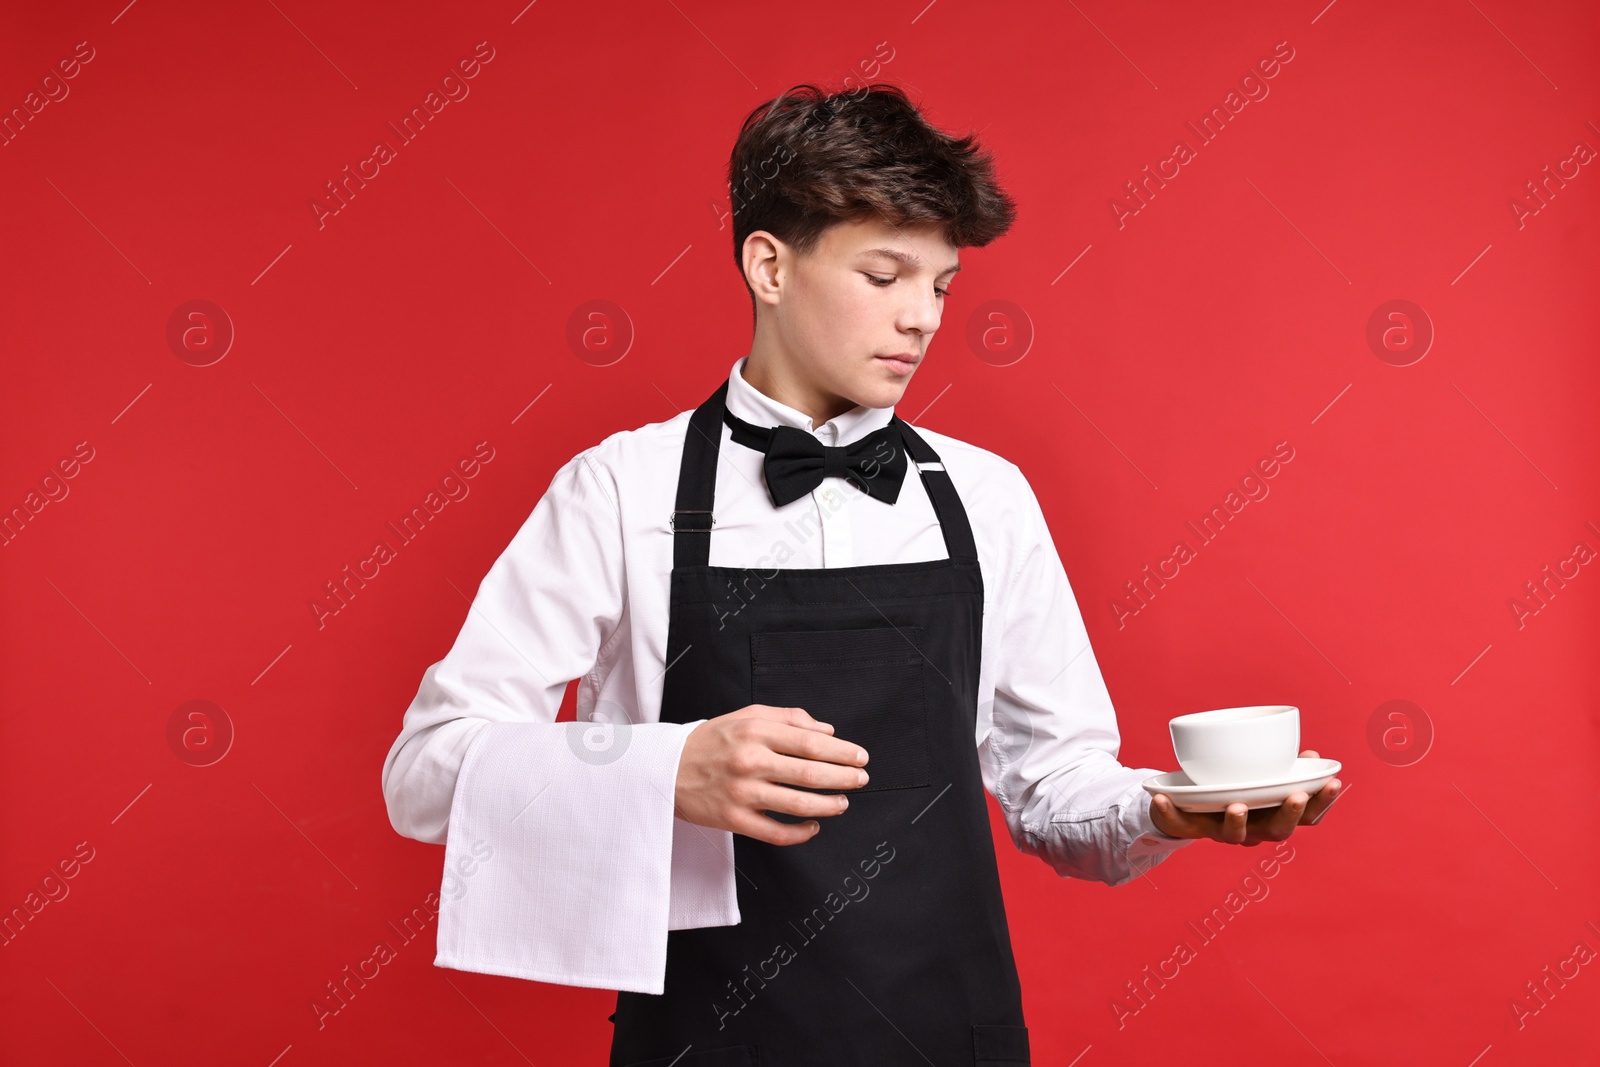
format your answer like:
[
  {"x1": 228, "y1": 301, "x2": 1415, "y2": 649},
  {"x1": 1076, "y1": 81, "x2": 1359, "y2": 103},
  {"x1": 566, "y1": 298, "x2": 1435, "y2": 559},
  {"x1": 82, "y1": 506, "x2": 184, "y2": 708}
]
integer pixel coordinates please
[{"x1": 864, "y1": 273, "x2": 950, "y2": 298}]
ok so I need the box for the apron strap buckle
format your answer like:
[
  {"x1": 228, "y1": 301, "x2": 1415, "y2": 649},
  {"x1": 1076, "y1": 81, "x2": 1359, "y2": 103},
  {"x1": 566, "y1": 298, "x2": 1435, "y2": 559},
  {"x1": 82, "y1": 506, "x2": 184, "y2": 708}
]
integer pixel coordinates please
[{"x1": 669, "y1": 508, "x2": 715, "y2": 532}]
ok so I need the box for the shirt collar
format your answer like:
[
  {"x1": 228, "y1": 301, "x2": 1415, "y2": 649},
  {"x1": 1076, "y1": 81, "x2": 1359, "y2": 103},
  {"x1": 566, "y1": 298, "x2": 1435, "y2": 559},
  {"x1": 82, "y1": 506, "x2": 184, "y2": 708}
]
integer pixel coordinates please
[{"x1": 726, "y1": 355, "x2": 895, "y2": 446}]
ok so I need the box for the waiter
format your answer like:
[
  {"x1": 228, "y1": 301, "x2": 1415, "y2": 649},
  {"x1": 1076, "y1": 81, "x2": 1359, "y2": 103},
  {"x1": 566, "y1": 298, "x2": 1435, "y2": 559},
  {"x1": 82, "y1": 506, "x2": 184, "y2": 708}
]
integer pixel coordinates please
[{"x1": 382, "y1": 83, "x2": 1342, "y2": 1066}]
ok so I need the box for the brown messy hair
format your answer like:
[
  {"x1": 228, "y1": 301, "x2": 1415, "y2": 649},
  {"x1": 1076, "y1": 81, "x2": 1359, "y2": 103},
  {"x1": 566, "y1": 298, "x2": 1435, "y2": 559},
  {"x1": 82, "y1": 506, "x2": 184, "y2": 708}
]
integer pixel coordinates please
[{"x1": 727, "y1": 82, "x2": 1017, "y2": 313}]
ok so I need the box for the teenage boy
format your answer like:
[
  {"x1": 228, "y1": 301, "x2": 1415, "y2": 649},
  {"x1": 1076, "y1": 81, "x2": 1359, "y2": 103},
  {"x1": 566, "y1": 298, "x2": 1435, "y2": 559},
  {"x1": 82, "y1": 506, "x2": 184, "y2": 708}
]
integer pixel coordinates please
[{"x1": 382, "y1": 82, "x2": 1341, "y2": 1066}]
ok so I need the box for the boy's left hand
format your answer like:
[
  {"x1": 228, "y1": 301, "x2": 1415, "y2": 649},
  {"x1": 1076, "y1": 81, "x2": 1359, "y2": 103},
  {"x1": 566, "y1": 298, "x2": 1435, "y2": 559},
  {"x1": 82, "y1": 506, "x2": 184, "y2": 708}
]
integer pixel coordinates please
[{"x1": 1148, "y1": 749, "x2": 1343, "y2": 845}]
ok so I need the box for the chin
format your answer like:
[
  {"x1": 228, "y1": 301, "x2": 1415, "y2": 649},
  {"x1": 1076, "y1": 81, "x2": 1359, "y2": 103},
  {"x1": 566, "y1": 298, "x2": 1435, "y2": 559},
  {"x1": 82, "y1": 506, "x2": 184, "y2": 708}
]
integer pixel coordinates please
[{"x1": 862, "y1": 378, "x2": 911, "y2": 408}]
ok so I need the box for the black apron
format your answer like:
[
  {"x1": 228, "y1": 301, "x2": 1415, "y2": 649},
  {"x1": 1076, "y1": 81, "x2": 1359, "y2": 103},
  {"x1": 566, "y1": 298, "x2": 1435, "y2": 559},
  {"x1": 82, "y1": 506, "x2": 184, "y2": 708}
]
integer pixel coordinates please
[{"x1": 608, "y1": 379, "x2": 1030, "y2": 1067}]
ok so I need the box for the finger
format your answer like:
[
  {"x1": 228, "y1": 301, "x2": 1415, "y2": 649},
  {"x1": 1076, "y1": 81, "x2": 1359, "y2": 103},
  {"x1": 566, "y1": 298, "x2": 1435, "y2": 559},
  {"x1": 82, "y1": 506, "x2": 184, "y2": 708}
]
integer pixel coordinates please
[
  {"x1": 732, "y1": 809, "x2": 822, "y2": 846},
  {"x1": 1223, "y1": 802, "x2": 1250, "y2": 844},
  {"x1": 749, "y1": 782, "x2": 855, "y2": 821},
  {"x1": 1264, "y1": 791, "x2": 1310, "y2": 839},
  {"x1": 1298, "y1": 749, "x2": 1318, "y2": 759},
  {"x1": 1305, "y1": 778, "x2": 1344, "y2": 825},
  {"x1": 1150, "y1": 794, "x2": 1190, "y2": 835},
  {"x1": 766, "y1": 751, "x2": 871, "y2": 792},
  {"x1": 764, "y1": 704, "x2": 836, "y2": 734},
  {"x1": 1151, "y1": 794, "x2": 1216, "y2": 839},
  {"x1": 767, "y1": 721, "x2": 870, "y2": 768}
]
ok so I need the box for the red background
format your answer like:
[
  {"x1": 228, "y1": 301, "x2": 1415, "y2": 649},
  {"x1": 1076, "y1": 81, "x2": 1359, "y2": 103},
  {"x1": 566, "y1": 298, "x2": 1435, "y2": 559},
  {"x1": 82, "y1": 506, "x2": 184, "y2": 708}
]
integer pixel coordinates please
[{"x1": 3, "y1": 1, "x2": 1597, "y2": 1064}]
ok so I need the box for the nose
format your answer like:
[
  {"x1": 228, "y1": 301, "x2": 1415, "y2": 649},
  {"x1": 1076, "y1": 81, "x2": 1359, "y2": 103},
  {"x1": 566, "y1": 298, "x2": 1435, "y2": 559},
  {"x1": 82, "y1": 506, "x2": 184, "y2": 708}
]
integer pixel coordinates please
[{"x1": 897, "y1": 285, "x2": 942, "y2": 336}]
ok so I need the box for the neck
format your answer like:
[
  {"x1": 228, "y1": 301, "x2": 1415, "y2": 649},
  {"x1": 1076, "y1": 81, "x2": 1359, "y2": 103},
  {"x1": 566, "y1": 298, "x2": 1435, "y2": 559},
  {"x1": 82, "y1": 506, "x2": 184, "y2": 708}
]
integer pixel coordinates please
[{"x1": 743, "y1": 349, "x2": 858, "y2": 427}]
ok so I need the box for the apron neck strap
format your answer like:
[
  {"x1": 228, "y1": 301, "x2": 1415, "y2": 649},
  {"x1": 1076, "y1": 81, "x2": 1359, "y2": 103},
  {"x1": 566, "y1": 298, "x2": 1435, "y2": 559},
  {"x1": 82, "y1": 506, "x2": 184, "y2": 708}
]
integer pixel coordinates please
[{"x1": 671, "y1": 378, "x2": 979, "y2": 568}]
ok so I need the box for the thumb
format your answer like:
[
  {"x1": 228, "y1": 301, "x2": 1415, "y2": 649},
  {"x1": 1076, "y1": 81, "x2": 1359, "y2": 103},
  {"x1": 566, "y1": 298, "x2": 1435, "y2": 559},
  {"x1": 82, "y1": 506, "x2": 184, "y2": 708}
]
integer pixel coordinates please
[{"x1": 786, "y1": 706, "x2": 834, "y2": 733}]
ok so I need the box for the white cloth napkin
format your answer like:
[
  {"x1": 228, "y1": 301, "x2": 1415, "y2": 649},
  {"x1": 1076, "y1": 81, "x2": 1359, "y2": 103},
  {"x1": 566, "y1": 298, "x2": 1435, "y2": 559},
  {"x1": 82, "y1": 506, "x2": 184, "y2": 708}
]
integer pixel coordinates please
[{"x1": 432, "y1": 718, "x2": 741, "y2": 995}]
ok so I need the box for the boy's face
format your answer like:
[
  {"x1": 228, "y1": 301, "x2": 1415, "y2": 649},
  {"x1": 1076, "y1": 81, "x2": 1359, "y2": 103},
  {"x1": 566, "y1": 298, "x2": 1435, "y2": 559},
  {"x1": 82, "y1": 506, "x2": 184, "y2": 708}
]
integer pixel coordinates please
[{"x1": 746, "y1": 215, "x2": 961, "y2": 421}]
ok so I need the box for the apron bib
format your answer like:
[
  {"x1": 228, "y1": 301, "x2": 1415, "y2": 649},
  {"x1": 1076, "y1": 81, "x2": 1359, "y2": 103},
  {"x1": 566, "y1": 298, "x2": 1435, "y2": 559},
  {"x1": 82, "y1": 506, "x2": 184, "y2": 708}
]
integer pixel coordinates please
[{"x1": 609, "y1": 379, "x2": 1030, "y2": 1066}]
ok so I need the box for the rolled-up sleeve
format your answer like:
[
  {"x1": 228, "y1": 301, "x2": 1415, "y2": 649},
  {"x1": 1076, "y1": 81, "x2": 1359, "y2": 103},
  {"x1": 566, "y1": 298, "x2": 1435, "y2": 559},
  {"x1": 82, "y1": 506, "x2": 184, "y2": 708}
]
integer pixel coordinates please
[
  {"x1": 380, "y1": 445, "x2": 707, "y2": 994},
  {"x1": 980, "y1": 464, "x2": 1196, "y2": 886}
]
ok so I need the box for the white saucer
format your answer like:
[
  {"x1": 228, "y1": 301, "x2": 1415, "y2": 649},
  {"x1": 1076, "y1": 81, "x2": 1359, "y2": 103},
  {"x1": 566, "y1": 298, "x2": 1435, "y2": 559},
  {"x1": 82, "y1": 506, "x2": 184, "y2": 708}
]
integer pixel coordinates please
[{"x1": 1142, "y1": 757, "x2": 1341, "y2": 812}]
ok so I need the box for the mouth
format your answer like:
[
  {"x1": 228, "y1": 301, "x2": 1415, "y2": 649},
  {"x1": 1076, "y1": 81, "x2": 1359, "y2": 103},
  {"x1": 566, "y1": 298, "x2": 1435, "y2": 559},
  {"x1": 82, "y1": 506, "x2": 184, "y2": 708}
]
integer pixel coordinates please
[{"x1": 875, "y1": 353, "x2": 919, "y2": 375}]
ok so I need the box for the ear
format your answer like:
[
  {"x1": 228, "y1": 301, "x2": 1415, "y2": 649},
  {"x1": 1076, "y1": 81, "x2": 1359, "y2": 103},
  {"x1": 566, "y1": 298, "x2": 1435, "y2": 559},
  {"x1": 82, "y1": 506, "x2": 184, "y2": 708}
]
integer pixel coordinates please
[{"x1": 742, "y1": 231, "x2": 785, "y2": 304}]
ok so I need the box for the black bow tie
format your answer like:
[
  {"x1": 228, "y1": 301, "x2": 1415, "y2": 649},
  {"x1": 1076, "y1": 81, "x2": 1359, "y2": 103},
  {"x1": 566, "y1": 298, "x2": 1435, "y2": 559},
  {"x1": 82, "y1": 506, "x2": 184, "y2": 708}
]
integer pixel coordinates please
[{"x1": 723, "y1": 407, "x2": 908, "y2": 508}]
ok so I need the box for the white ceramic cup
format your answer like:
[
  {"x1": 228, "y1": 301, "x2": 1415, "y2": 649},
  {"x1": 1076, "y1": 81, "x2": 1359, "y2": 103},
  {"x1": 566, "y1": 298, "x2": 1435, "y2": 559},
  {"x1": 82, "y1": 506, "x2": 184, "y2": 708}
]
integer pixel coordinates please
[{"x1": 1169, "y1": 705, "x2": 1300, "y2": 785}]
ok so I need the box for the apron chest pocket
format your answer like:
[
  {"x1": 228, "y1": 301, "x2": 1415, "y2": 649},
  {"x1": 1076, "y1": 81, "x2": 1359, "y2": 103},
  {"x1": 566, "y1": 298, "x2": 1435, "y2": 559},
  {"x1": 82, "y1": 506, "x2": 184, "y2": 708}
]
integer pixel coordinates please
[{"x1": 750, "y1": 625, "x2": 931, "y2": 794}]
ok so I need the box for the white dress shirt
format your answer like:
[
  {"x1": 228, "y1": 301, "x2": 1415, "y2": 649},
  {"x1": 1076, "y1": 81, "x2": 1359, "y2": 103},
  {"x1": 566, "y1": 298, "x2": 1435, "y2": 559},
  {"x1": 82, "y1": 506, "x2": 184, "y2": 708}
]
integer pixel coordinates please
[{"x1": 381, "y1": 355, "x2": 1196, "y2": 995}]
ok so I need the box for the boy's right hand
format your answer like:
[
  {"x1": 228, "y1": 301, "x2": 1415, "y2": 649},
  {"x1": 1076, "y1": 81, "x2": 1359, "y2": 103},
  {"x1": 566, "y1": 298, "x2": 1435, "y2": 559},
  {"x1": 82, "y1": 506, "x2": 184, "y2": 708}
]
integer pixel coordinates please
[{"x1": 673, "y1": 705, "x2": 870, "y2": 845}]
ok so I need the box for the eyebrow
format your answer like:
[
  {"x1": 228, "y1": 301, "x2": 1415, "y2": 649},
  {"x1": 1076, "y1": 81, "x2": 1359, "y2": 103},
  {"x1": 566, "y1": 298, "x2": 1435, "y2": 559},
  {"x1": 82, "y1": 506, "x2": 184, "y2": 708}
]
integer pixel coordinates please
[{"x1": 860, "y1": 247, "x2": 962, "y2": 276}]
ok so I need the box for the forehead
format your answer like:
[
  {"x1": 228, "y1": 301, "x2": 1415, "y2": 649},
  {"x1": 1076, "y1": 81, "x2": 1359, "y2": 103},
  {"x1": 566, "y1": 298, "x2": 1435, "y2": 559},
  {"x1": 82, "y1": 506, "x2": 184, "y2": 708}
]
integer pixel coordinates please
[{"x1": 824, "y1": 217, "x2": 960, "y2": 274}]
